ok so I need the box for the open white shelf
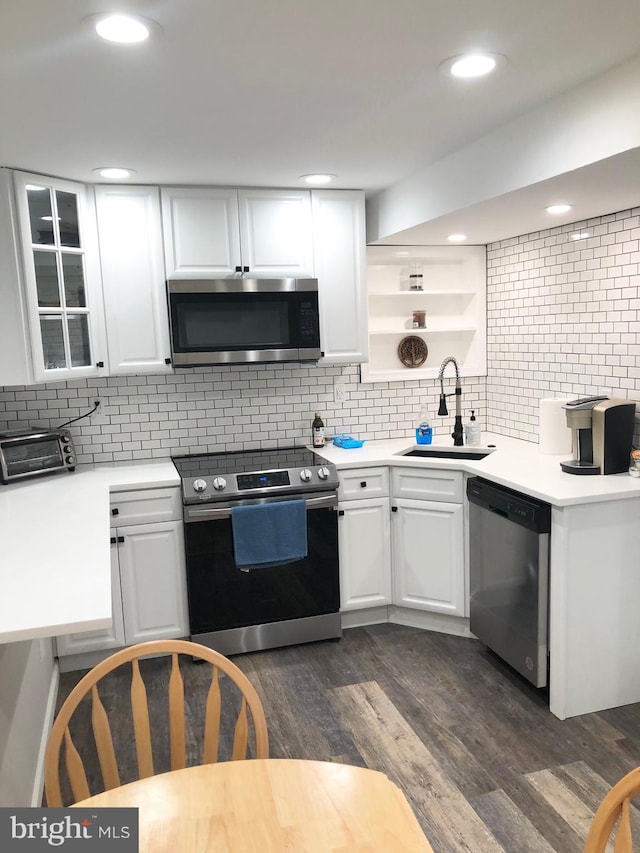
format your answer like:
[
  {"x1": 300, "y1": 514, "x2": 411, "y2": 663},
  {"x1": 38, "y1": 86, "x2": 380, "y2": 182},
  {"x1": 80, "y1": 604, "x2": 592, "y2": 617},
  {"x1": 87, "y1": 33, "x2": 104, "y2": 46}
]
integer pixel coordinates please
[{"x1": 360, "y1": 245, "x2": 486, "y2": 383}]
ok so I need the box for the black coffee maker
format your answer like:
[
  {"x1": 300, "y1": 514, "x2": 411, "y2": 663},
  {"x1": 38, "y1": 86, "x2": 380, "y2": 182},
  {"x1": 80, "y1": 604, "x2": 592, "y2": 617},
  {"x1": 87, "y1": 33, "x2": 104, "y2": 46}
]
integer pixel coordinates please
[{"x1": 561, "y1": 396, "x2": 636, "y2": 475}]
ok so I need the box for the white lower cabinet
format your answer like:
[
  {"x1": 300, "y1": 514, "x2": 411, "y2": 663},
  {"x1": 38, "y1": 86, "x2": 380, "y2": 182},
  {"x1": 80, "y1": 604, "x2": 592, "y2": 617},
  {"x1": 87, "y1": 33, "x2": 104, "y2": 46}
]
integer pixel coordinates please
[
  {"x1": 391, "y1": 498, "x2": 464, "y2": 616},
  {"x1": 338, "y1": 464, "x2": 466, "y2": 619},
  {"x1": 339, "y1": 497, "x2": 391, "y2": 610},
  {"x1": 391, "y1": 468, "x2": 465, "y2": 617},
  {"x1": 56, "y1": 489, "x2": 188, "y2": 658},
  {"x1": 338, "y1": 467, "x2": 391, "y2": 611}
]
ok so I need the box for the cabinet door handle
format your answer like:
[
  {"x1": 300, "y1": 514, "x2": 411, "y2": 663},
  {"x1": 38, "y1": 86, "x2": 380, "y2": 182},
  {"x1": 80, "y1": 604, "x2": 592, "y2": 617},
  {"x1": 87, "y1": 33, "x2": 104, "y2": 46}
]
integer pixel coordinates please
[
  {"x1": 164, "y1": 357, "x2": 172, "y2": 365},
  {"x1": 391, "y1": 506, "x2": 398, "y2": 512},
  {"x1": 235, "y1": 265, "x2": 242, "y2": 272},
  {"x1": 243, "y1": 266, "x2": 250, "y2": 273},
  {"x1": 338, "y1": 509, "x2": 345, "y2": 516},
  {"x1": 96, "y1": 361, "x2": 104, "y2": 368},
  {"x1": 111, "y1": 507, "x2": 119, "y2": 516},
  {"x1": 360, "y1": 481, "x2": 367, "y2": 488},
  {"x1": 117, "y1": 535, "x2": 125, "y2": 544},
  {"x1": 110, "y1": 536, "x2": 117, "y2": 544}
]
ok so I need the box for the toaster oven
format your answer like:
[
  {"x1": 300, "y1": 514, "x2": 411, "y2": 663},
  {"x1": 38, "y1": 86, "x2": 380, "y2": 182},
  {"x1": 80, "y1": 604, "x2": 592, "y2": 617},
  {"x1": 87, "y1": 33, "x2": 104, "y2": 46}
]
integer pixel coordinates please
[{"x1": 0, "y1": 428, "x2": 76, "y2": 484}]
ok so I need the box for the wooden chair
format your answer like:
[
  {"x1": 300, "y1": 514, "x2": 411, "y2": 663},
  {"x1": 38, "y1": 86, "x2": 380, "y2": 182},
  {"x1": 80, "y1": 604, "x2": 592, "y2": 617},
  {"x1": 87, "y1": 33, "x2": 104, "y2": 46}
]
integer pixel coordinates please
[
  {"x1": 44, "y1": 639, "x2": 269, "y2": 807},
  {"x1": 584, "y1": 767, "x2": 640, "y2": 853}
]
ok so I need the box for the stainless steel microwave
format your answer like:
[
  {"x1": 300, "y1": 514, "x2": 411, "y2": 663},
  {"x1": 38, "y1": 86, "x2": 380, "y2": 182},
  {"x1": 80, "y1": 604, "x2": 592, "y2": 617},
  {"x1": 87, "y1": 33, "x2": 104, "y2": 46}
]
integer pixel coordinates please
[
  {"x1": 167, "y1": 278, "x2": 322, "y2": 366},
  {"x1": 0, "y1": 428, "x2": 76, "y2": 484}
]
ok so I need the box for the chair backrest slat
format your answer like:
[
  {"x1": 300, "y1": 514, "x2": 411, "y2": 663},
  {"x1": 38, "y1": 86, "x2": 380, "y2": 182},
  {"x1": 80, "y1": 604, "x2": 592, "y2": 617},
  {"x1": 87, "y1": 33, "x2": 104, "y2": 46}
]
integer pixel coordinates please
[
  {"x1": 130, "y1": 659, "x2": 154, "y2": 779},
  {"x1": 615, "y1": 798, "x2": 632, "y2": 853},
  {"x1": 63, "y1": 728, "x2": 90, "y2": 803},
  {"x1": 44, "y1": 639, "x2": 269, "y2": 806},
  {"x1": 584, "y1": 767, "x2": 640, "y2": 853},
  {"x1": 231, "y1": 697, "x2": 249, "y2": 760},
  {"x1": 168, "y1": 652, "x2": 186, "y2": 771},
  {"x1": 202, "y1": 666, "x2": 221, "y2": 764},
  {"x1": 90, "y1": 685, "x2": 120, "y2": 791}
]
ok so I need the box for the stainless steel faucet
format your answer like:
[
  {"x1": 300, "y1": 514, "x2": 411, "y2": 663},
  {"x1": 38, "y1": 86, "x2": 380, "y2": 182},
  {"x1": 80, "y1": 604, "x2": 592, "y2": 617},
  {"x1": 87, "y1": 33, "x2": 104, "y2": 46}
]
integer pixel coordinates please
[{"x1": 437, "y1": 356, "x2": 464, "y2": 445}]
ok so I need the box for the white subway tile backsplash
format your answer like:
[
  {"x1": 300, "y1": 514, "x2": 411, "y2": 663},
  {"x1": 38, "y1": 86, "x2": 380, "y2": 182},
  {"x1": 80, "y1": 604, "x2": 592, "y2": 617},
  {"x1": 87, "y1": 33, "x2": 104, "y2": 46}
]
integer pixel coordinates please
[{"x1": 487, "y1": 205, "x2": 640, "y2": 444}]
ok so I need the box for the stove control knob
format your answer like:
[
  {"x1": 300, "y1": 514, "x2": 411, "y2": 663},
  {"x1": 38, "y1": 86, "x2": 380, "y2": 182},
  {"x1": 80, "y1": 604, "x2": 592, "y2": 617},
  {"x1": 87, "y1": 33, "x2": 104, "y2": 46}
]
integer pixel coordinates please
[
  {"x1": 193, "y1": 478, "x2": 207, "y2": 493},
  {"x1": 212, "y1": 477, "x2": 227, "y2": 491},
  {"x1": 317, "y1": 466, "x2": 331, "y2": 480},
  {"x1": 299, "y1": 468, "x2": 313, "y2": 483}
]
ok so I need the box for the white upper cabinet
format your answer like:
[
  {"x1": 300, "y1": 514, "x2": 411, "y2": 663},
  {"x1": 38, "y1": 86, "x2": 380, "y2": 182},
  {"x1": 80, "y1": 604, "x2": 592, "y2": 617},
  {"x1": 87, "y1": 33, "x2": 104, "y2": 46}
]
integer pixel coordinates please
[
  {"x1": 161, "y1": 187, "x2": 241, "y2": 277},
  {"x1": 361, "y1": 244, "x2": 486, "y2": 382},
  {"x1": 237, "y1": 189, "x2": 314, "y2": 277},
  {"x1": 161, "y1": 187, "x2": 314, "y2": 279},
  {"x1": 95, "y1": 185, "x2": 172, "y2": 374},
  {"x1": 11, "y1": 171, "x2": 107, "y2": 383},
  {"x1": 0, "y1": 169, "x2": 32, "y2": 386},
  {"x1": 312, "y1": 190, "x2": 367, "y2": 364}
]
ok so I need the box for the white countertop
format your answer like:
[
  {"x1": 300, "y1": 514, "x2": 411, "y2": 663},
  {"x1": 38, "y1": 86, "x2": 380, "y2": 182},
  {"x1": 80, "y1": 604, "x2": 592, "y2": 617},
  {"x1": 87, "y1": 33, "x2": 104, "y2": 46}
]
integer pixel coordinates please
[
  {"x1": 314, "y1": 433, "x2": 640, "y2": 507},
  {"x1": 0, "y1": 461, "x2": 180, "y2": 645}
]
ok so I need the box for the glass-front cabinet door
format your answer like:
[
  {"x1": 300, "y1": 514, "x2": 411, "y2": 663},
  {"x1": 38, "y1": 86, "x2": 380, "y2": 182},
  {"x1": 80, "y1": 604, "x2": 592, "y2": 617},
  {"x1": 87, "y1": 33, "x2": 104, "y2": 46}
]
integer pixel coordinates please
[{"x1": 13, "y1": 172, "x2": 105, "y2": 381}]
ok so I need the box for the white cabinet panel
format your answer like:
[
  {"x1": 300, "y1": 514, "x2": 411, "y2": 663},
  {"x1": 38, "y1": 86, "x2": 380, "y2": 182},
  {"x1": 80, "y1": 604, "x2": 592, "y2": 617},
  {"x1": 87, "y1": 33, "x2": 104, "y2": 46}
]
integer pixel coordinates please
[
  {"x1": 392, "y1": 499, "x2": 464, "y2": 616},
  {"x1": 0, "y1": 169, "x2": 32, "y2": 386},
  {"x1": 391, "y1": 468, "x2": 463, "y2": 502},
  {"x1": 238, "y1": 189, "x2": 314, "y2": 277},
  {"x1": 161, "y1": 187, "x2": 241, "y2": 277},
  {"x1": 338, "y1": 467, "x2": 389, "y2": 500},
  {"x1": 119, "y1": 521, "x2": 188, "y2": 643},
  {"x1": 339, "y1": 497, "x2": 391, "y2": 611},
  {"x1": 312, "y1": 190, "x2": 367, "y2": 363},
  {"x1": 96, "y1": 185, "x2": 172, "y2": 374}
]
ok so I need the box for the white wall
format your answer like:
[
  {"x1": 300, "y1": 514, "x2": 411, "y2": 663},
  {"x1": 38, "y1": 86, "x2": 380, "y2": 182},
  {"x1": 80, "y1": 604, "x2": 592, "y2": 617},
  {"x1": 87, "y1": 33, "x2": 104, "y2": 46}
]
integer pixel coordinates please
[
  {"x1": 0, "y1": 638, "x2": 57, "y2": 806},
  {"x1": 486, "y1": 205, "x2": 640, "y2": 442},
  {"x1": 367, "y1": 55, "x2": 640, "y2": 242}
]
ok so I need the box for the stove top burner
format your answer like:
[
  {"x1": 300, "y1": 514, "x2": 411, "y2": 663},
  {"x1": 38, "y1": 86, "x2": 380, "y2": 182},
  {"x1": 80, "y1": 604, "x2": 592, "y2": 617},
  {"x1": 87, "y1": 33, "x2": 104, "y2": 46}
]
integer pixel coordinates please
[{"x1": 171, "y1": 445, "x2": 338, "y2": 504}]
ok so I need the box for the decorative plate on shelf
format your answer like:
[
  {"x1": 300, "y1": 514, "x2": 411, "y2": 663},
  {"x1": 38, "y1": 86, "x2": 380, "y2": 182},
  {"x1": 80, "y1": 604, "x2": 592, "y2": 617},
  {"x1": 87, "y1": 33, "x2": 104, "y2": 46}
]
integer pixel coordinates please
[{"x1": 397, "y1": 335, "x2": 428, "y2": 368}]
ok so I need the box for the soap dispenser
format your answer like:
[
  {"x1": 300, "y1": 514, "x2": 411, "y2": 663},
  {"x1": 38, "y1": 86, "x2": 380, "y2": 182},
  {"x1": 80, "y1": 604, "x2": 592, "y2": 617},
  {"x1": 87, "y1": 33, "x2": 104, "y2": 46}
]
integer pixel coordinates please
[
  {"x1": 415, "y1": 405, "x2": 433, "y2": 445},
  {"x1": 465, "y1": 410, "x2": 481, "y2": 446}
]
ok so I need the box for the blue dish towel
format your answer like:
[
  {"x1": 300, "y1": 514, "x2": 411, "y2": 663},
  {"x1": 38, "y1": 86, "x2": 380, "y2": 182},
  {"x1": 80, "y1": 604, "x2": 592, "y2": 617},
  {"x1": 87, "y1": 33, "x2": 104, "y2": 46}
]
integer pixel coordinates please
[{"x1": 231, "y1": 500, "x2": 308, "y2": 569}]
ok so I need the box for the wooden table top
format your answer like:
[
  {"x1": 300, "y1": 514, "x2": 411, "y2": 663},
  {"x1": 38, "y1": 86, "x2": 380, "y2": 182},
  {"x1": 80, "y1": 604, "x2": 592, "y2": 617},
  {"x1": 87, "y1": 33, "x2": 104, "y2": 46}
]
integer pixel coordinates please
[{"x1": 71, "y1": 758, "x2": 433, "y2": 852}]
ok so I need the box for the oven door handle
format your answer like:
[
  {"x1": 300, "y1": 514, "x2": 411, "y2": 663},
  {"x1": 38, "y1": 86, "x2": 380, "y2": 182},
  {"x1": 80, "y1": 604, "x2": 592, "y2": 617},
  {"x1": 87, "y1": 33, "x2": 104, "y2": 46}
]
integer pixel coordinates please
[{"x1": 184, "y1": 492, "x2": 338, "y2": 522}]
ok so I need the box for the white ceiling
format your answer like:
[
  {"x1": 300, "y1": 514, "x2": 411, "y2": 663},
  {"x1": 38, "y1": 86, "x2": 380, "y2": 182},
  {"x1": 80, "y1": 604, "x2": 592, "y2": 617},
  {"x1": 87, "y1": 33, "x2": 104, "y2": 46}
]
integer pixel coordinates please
[{"x1": 1, "y1": 0, "x2": 640, "y2": 244}]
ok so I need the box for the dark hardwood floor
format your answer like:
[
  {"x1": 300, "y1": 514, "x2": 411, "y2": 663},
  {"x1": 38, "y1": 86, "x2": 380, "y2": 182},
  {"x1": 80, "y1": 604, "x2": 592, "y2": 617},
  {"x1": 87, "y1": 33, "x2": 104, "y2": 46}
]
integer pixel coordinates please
[{"x1": 56, "y1": 624, "x2": 640, "y2": 851}]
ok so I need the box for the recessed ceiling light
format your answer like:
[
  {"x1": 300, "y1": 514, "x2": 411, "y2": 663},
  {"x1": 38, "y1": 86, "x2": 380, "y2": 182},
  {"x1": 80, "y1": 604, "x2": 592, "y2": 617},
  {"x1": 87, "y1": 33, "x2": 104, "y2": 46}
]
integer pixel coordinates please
[
  {"x1": 92, "y1": 167, "x2": 136, "y2": 180},
  {"x1": 84, "y1": 13, "x2": 162, "y2": 44},
  {"x1": 546, "y1": 204, "x2": 573, "y2": 215},
  {"x1": 447, "y1": 233, "x2": 467, "y2": 242},
  {"x1": 441, "y1": 53, "x2": 505, "y2": 79},
  {"x1": 299, "y1": 174, "x2": 335, "y2": 185}
]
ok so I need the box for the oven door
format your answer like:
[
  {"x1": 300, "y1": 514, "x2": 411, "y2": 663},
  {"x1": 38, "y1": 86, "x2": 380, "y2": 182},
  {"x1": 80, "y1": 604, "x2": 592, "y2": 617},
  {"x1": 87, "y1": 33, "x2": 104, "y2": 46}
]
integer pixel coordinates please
[{"x1": 183, "y1": 492, "x2": 340, "y2": 647}]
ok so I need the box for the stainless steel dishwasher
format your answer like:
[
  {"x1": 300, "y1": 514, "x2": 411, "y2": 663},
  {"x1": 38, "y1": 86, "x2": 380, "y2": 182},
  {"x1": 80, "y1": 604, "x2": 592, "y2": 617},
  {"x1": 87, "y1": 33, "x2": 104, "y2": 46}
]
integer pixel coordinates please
[{"x1": 467, "y1": 477, "x2": 551, "y2": 688}]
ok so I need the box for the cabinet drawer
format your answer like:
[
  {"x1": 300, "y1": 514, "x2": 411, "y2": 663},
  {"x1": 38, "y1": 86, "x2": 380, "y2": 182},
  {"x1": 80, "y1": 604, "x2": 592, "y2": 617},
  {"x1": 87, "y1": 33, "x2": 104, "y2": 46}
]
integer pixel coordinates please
[
  {"x1": 391, "y1": 468, "x2": 463, "y2": 503},
  {"x1": 110, "y1": 487, "x2": 182, "y2": 527},
  {"x1": 339, "y1": 467, "x2": 388, "y2": 500}
]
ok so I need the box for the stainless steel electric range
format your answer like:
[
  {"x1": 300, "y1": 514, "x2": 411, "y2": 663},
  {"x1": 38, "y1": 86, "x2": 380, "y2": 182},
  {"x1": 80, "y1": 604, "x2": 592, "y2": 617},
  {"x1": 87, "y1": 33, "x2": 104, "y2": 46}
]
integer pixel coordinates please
[{"x1": 171, "y1": 446, "x2": 341, "y2": 656}]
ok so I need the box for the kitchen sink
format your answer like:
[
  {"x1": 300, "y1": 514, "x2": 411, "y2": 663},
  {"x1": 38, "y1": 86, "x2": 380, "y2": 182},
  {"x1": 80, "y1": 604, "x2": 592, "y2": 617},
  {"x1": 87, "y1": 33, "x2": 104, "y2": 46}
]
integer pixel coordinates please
[{"x1": 396, "y1": 446, "x2": 495, "y2": 460}]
